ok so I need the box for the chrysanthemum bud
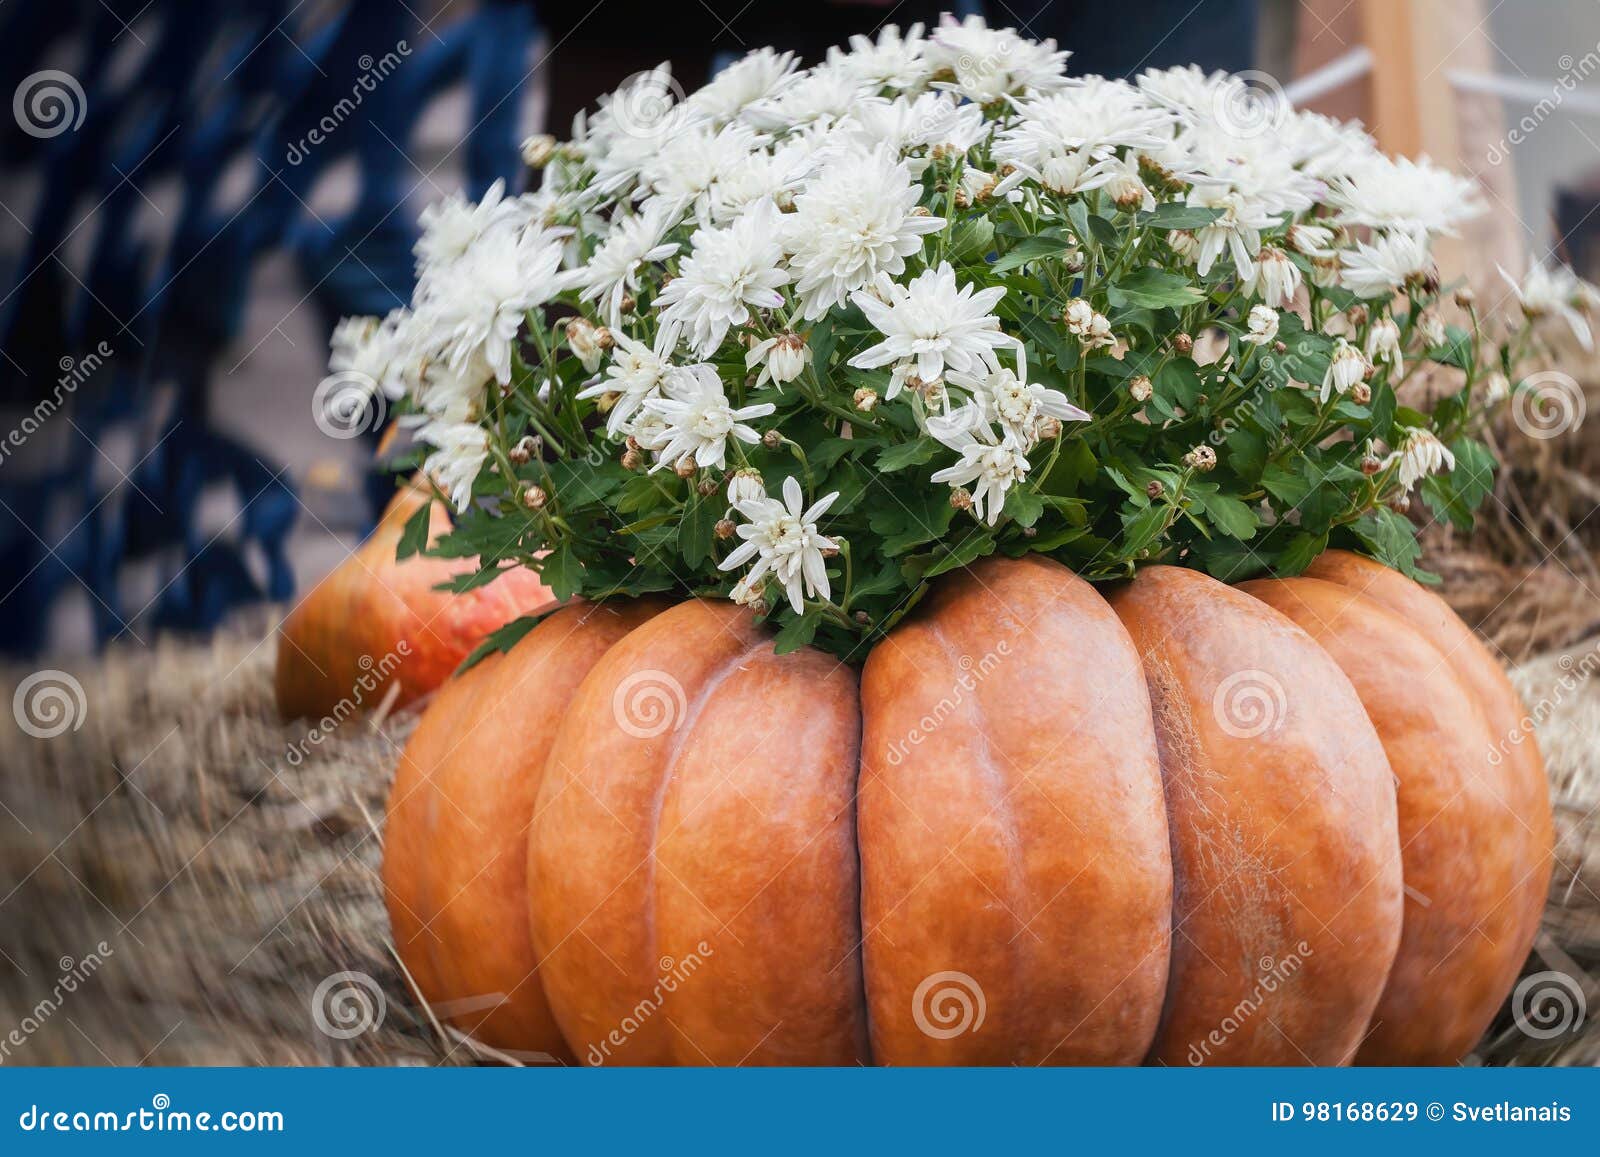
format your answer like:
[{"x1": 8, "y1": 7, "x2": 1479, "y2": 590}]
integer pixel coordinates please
[
  {"x1": 714, "y1": 518, "x2": 736, "y2": 540},
  {"x1": 1037, "y1": 417, "x2": 1063, "y2": 440},
  {"x1": 565, "y1": 317, "x2": 605, "y2": 371},
  {"x1": 853, "y1": 610, "x2": 871, "y2": 625},
  {"x1": 621, "y1": 448, "x2": 643, "y2": 471},
  {"x1": 1146, "y1": 480, "x2": 1165, "y2": 499},
  {"x1": 1348, "y1": 304, "x2": 1369, "y2": 326},
  {"x1": 675, "y1": 457, "x2": 698, "y2": 478},
  {"x1": 697, "y1": 478, "x2": 718, "y2": 497},
  {"x1": 1454, "y1": 287, "x2": 1476, "y2": 309},
  {"x1": 509, "y1": 435, "x2": 537, "y2": 465},
  {"x1": 726, "y1": 469, "x2": 765, "y2": 505},
  {"x1": 761, "y1": 429, "x2": 783, "y2": 451},
  {"x1": 1129, "y1": 375, "x2": 1153, "y2": 402},
  {"x1": 1388, "y1": 494, "x2": 1411, "y2": 513},
  {"x1": 949, "y1": 487, "x2": 973, "y2": 511},
  {"x1": 853, "y1": 387, "x2": 878, "y2": 412},
  {"x1": 520, "y1": 134, "x2": 556, "y2": 167},
  {"x1": 1361, "y1": 455, "x2": 1382, "y2": 476},
  {"x1": 1183, "y1": 444, "x2": 1217, "y2": 472},
  {"x1": 1351, "y1": 382, "x2": 1372, "y2": 404},
  {"x1": 522, "y1": 485, "x2": 548, "y2": 510},
  {"x1": 1173, "y1": 332, "x2": 1194, "y2": 356},
  {"x1": 619, "y1": 292, "x2": 637, "y2": 314}
]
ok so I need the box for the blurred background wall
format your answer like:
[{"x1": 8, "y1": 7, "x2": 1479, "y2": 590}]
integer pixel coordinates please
[{"x1": 0, "y1": 0, "x2": 1595, "y2": 656}]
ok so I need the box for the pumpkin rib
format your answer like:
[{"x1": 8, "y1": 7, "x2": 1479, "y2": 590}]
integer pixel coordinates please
[
  {"x1": 1302, "y1": 550, "x2": 1553, "y2": 985},
  {"x1": 1109, "y1": 566, "x2": 1404, "y2": 1066},
  {"x1": 1241, "y1": 576, "x2": 1539, "y2": 1064},
  {"x1": 860, "y1": 555, "x2": 1173, "y2": 1065},
  {"x1": 381, "y1": 599, "x2": 662, "y2": 1058},
  {"x1": 530, "y1": 600, "x2": 870, "y2": 1065}
]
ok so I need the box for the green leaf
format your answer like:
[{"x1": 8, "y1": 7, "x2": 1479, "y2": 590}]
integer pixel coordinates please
[
  {"x1": 772, "y1": 609, "x2": 822, "y2": 655},
  {"x1": 1200, "y1": 492, "x2": 1260, "y2": 541},
  {"x1": 1004, "y1": 487, "x2": 1046, "y2": 528},
  {"x1": 678, "y1": 493, "x2": 720, "y2": 569},
  {"x1": 1276, "y1": 530, "x2": 1329, "y2": 575},
  {"x1": 1106, "y1": 268, "x2": 1205, "y2": 311},
  {"x1": 1351, "y1": 508, "x2": 1423, "y2": 576},
  {"x1": 539, "y1": 544, "x2": 583, "y2": 602},
  {"x1": 923, "y1": 530, "x2": 997, "y2": 578},
  {"x1": 876, "y1": 439, "x2": 938, "y2": 472},
  {"x1": 989, "y1": 236, "x2": 1069, "y2": 274},
  {"x1": 1141, "y1": 203, "x2": 1225, "y2": 230},
  {"x1": 395, "y1": 497, "x2": 433, "y2": 561},
  {"x1": 457, "y1": 609, "x2": 554, "y2": 673}
]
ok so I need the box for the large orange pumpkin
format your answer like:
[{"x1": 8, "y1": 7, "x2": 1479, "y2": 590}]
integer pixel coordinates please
[
  {"x1": 382, "y1": 551, "x2": 1551, "y2": 1065},
  {"x1": 275, "y1": 483, "x2": 554, "y2": 721}
]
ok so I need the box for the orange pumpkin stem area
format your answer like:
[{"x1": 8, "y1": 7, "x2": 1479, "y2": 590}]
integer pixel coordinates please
[{"x1": 382, "y1": 550, "x2": 1552, "y2": 1066}]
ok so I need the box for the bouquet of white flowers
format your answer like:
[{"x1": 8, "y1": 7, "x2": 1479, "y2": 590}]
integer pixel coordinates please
[{"x1": 326, "y1": 15, "x2": 1597, "y2": 663}]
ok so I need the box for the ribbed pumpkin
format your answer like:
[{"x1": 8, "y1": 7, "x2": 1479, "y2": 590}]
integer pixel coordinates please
[
  {"x1": 382, "y1": 551, "x2": 1551, "y2": 1065},
  {"x1": 275, "y1": 484, "x2": 554, "y2": 722}
]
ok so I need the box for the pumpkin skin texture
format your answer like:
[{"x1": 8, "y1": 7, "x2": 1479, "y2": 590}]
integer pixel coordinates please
[
  {"x1": 276, "y1": 484, "x2": 554, "y2": 721},
  {"x1": 1241, "y1": 576, "x2": 1539, "y2": 1065},
  {"x1": 858, "y1": 554, "x2": 1173, "y2": 1065},
  {"x1": 1109, "y1": 567, "x2": 1404, "y2": 1066},
  {"x1": 528, "y1": 599, "x2": 871, "y2": 1066},
  {"x1": 383, "y1": 601, "x2": 663, "y2": 1057},
  {"x1": 1302, "y1": 550, "x2": 1554, "y2": 982}
]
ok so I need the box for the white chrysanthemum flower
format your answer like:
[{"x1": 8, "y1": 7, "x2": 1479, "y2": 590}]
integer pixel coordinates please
[
  {"x1": 847, "y1": 262, "x2": 1010, "y2": 393},
  {"x1": 1286, "y1": 222, "x2": 1336, "y2": 258},
  {"x1": 1339, "y1": 230, "x2": 1433, "y2": 300},
  {"x1": 930, "y1": 425, "x2": 1032, "y2": 525},
  {"x1": 640, "y1": 363, "x2": 775, "y2": 472},
  {"x1": 845, "y1": 92, "x2": 988, "y2": 166},
  {"x1": 937, "y1": 348, "x2": 1090, "y2": 446},
  {"x1": 328, "y1": 310, "x2": 412, "y2": 401},
  {"x1": 1186, "y1": 185, "x2": 1283, "y2": 280},
  {"x1": 700, "y1": 143, "x2": 814, "y2": 224},
  {"x1": 589, "y1": 67, "x2": 703, "y2": 196},
  {"x1": 830, "y1": 23, "x2": 933, "y2": 91},
  {"x1": 1366, "y1": 315, "x2": 1403, "y2": 376},
  {"x1": 1242, "y1": 304, "x2": 1279, "y2": 346},
  {"x1": 1500, "y1": 261, "x2": 1595, "y2": 350},
  {"x1": 927, "y1": 14, "x2": 1070, "y2": 103},
  {"x1": 725, "y1": 468, "x2": 766, "y2": 506},
  {"x1": 656, "y1": 200, "x2": 790, "y2": 357},
  {"x1": 746, "y1": 332, "x2": 811, "y2": 388},
  {"x1": 415, "y1": 414, "x2": 490, "y2": 512},
  {"x1": 413, "y1": 226, "x2": 574, "y2": 385},
  {"x1": 1321, "y1": 337, "x2": 1369, "y2": 402},
  {"x1": 637, "y1": 121, "x2": 765, "y2": 218},
  {"x1": 742, "y1": 63, "x2": 870, "y2": 132},
  {"x1": 687, "y1": 48, "x2": 799, "y2": 124},
  {"x1": 577, "y1": 324, "x2": 679, "y2": 438},
  {"x1": 1385, "y1": 427, "x2": 1455, "y2": 490},
  {"x1": 718, "y1": 475, "x2": 840, "y2": 614},
  {"x1": 993, "y1": 78, "x2": 1174, "y2": 192},
  {"x1": 1241, "y1": 245, "x2": 1301, "y2": 308},
  {"x1": 1325, "y1": 153, "x2": 1482, "y2": 237},
  {"x1": 785, "y1": 147, "x2": 945, "y2": 320},
  {"x1": 413, "y1": 179, "x2": 531, "y2": 284},
  {"x1": 1135, "y1": 64, "x2": 1233, "y2": 116},
  {"x1": 579, "y1": 200, "x2": 682, "y2": 325}
]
